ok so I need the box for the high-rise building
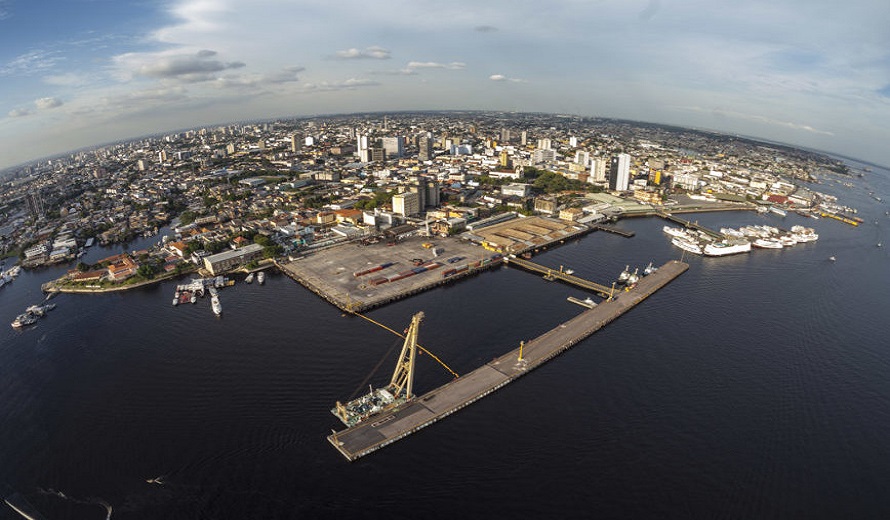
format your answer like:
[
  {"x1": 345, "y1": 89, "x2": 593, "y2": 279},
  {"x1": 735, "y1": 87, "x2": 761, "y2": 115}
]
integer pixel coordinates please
[
  {"x1": 158, "y1": 150, "x2": 168, "y2": 163},
  {"x1": 533, "y1": 148, "x2": 556, "y2": 165},
  {"x1": 609, "y1": 154, "x2": 631, "y2": 191},
  {"x1": 520, "y1": 130, "x2": 528, "y2": 146},
  {"x1": 392, "y1": 191, "x2": 420, "y2": 217},
  {"x1": 26, "y1": 190, "x2": 45, "y2": 219},
  {"x1": 569, "y1": 136, "x2": 578, "y2": 147},
  {"x1": 536, "y1": 138, "x2": 552, "y2": 150},
  {"x1": 500, "y1": 128, "x2": 511, "y2": 143},
  {"x1": 574, "y1": 150, "x2": 590, "y2": 167},
  {"x1": 590, "y1": 158, "x2": 607, "y2": 183},
  {"x1": 370, "y1": 146, "x2": 386, "y2": 163},
  {"x1": 291, "y1": 134, "x2": 303, "y2": 152},
  {"x1": 499, "y1": 150, "x2": 513, "y2": 169},
  {"x1": 381, "y1": 137, "x2": 404, "y2": 158},
  {"x1": 418, "y1": 135, "x2": 433, "y2": 162}
]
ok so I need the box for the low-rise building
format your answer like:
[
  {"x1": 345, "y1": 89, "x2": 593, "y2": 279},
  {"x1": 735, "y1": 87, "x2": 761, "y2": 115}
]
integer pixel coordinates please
[{"x1": 202, "y1": 243, "x2": 264, "y2": 275}]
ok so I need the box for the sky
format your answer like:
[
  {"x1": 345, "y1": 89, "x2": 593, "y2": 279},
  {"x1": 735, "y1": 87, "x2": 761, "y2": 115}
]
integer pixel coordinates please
[{"x1": 1, "y1": 0, "x2": 889, "y2": 169}]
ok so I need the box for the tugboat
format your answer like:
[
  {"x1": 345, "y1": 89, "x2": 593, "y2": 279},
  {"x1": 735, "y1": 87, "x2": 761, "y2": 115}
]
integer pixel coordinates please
[
  {"x1": 617, "y1": 265, "x2": 631, "y2": 284},
  {"x1": 643, "y1": 262, "x2": 657, "y2": 275}
]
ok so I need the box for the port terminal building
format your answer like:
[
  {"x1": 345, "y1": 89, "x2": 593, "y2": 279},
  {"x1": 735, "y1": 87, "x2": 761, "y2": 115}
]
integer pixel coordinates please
[{"x1": 203, "y1": 243, "x2": 263, "y2": 275}]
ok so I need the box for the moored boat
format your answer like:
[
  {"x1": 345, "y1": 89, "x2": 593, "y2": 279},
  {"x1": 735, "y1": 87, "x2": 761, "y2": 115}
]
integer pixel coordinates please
[
  {"x1": 671, "y1": 236, "x2": 703, "y2": 255},
  {"x1": 703, "y1": 240, "x2": 752, "y2": 256},
  {"x1": 245, "y1": 272, "x2": 254, "y2": 284},
  {"x1": 753, "y1": 238, "x2": 783, "y2": 249},
  {"x1": 662, "y1": 225, "x2": 688, "y2": 238},
  {"x1": 257, "y1": 271, "x2": 265, "y2": 285}
]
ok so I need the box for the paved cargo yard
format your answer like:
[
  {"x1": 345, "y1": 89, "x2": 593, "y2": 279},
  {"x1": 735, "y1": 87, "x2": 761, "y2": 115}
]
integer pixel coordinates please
[{"x1": 278, "y1": 236, "x2": 496, "y2": 312}]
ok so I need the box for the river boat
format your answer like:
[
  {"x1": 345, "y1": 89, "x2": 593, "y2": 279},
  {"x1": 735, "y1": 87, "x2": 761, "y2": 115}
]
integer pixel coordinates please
[
  {"x1": 25, "y1": 304, "x2": 55, "y2": 316},
  {"x1": 11, "y1": 313, "x2": 37, "y2": 328},
  {"x1": 671, "y1": 236, "x2": 703, "y2": 255},
  {"x1": 703, "y1": 241, "x2": 752, "y2": 256},
  {"x1": 190, "y1": 292, "x2": 197, "y2": 304},
  {"x1": 769, "y1": 206, "x2": 787, "y2": 217},
  {"x1": 756, "y1": 205, "x2": 768, "y2": 214},
  {"x1": 721, "y1": 228, "x2": 745, "y2": 239},
  {"x1": 257, "y1": 271, "x2": 265, "y2": 285},
  {"x1": 753, "y1": 238, "x2": 783, "y2": 249},
  {"x1": 790, "y1": 226, "x2": 819, "y2": 242},
  {"x1": 626, "y1": 268, "x2": 640, "y2": 285},
  {"x1": 245, "y1": 273, "x2": 254, "y2": 284},
  {"x1": 211, "y1": 295, "x2": 222, "y2": 316},
  {"x1": 662, "y1": 225, "x2": 688, "y2": 238},
  {"x1": 779, "y1": 235, "x2": 798, "y2": 247}
]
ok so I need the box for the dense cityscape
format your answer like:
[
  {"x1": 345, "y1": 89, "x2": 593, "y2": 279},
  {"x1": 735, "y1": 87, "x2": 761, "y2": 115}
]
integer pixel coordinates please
[{"x1": 0, "y1": 112, "x2": 856, "y2": 286}]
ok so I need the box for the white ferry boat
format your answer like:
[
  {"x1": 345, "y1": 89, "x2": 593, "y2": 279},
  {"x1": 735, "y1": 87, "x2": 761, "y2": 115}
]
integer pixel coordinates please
[
  {"x1": 671, "y1": 236, "x2": 703, "y2": 255},
  {"x1": 662, "y1": 225, "x2": 689, "y2": 238},
  {"x1": 703, "y1": 241, "x2": 752, "y2": 256}
]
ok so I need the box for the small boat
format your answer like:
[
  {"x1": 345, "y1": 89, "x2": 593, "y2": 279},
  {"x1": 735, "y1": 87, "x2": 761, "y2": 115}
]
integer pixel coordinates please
[
  {"x1": 753, "y1": 238, "x2": 783, "y2": 249},
  {"x1": 245, "y1": 273, "x2": 254, "y2": 284},
  {"x1": 190, "y1": 292, "x2": 197, "y2": 304},
  {"x1": 257, "y1": 271, "x2": 265, "y2": 285},
  {"x1": 211, "y1": 295, "x2": 222, "y2": 316},
  {"x1": 172, "y1": 297, "x2": 178, "y2": 306},
  {"x1": 829, "y1": 256, "x2": 836, "y2": 262}
]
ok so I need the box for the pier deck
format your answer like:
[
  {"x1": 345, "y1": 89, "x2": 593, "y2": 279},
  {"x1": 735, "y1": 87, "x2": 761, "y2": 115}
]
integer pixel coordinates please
[
  {"x1": 327, "y1": 260, "x2": 689, "y2": 461},
  {"x1": 503, "y1": 256, "x2": 614, "y2": 297}
]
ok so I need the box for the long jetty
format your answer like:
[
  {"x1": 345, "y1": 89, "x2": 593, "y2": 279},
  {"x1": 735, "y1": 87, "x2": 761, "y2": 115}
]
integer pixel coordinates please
[
  {"x1": 327, "y1": 260, "x2": 689, "y2": 461},
  {"x1": 503, "y1": 256, "x2": 614, "y2": 298},
  {"x1": 655, "y1": 210, "x2": 723, "y2": 239}
]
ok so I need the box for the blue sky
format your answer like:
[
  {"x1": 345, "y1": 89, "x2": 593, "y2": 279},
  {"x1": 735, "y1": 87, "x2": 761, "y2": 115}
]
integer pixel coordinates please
[{"x1": 1, "y1": 0, "x2": 889, "y2": 169}]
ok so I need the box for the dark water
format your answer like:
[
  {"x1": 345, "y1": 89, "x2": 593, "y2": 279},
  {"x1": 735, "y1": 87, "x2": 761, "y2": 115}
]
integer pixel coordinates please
[{"x1": 2, "y1": 162, "x2": 889, "y2": 519}]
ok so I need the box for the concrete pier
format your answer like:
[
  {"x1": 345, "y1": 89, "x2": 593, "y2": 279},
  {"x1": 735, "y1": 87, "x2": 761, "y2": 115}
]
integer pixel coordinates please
[{"x1": 327, "y1": 260, "x2": 689, "y2": 461}]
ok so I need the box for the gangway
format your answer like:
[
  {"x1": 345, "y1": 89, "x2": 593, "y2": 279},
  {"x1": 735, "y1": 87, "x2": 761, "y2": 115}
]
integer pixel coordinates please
[{"x1": 655, "y1": 210, "x2": 723, "y2": 239}]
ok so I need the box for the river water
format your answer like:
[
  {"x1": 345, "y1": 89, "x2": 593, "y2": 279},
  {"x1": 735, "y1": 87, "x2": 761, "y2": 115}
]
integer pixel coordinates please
[{"x1": 1, "y1": 161, "x2": 889, "y2": 519}]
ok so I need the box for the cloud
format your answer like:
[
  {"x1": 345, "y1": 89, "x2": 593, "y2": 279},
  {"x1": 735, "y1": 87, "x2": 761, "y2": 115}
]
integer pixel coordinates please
[
  {"x1": 369, "y1": 68, "x2": 418, "y2": 76},
  {"x1": 489, "y1": 74, "x2": 526, "y2": 83},
  {"x1": 302, "y1": 78, "x2": 379, "y2": 92},
  {"x1": 7, "y1": 108, "x2": 31, "y2": 118},
  {"x1": 114, "y1": 49, "x2": 245, "y2": 83},
  {"x1": 673, "y1": 105, "x2": 835, "y2": 136},
  {"x1": 43, "y1": 72, "x2": 93, "y2": 87},
  {"x1": 474, "y1": 25, "x2": 498, "y2": 33},
  {"x1": 211, "y1": 66, "x2": 305, "y2": 89},
  {"x1": 35, "y1": 97, "x2": 63, "y2": 110},
  {"x1": 139, "y1": 51, "x2": 245, "y2": 80},
  {"x1": 407, "y1": 61, "x2": 465, "y2": 70},
  {"x1": 333, "y1": 46, "x2": 391, "y2": 60},
  {"x1": 0, "y1": 50, "x2": 62, "y2": 76},
  {"x1": 0, "y1": 0, "x2": 9, "y2": 20}
]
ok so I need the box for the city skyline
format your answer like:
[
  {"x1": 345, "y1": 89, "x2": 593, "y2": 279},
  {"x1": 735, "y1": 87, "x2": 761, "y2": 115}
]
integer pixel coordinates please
[{"x1": 1, "y1": 0, "x2": 889, "y2": 169}]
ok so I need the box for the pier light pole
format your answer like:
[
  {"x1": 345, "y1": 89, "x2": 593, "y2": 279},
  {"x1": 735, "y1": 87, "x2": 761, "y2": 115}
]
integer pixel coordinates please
[{"x1": 518, "y1": 341, "x2": 525, "y2": 361}]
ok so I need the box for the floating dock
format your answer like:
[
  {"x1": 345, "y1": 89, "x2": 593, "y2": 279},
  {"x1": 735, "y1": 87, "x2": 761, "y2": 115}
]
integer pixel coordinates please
[
  {"x1": 327, "y1": 260, "x2": 689, "y2": 461},
  {"x1": 590, "y1": 224, "x2": 635, "y2": 237},
  {"x1": 503, "y1": 256, "x2": 614, "y2": 298}
]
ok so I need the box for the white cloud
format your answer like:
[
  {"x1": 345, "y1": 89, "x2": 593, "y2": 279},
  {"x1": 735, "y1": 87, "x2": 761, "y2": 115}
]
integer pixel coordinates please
[
  {"x1": 35, "y1": 97, "x2": 63, "y2": 110},
  {"x1": 7, "y1": 108, "x2": 31, "y2": 118},
  {"x1": 334, "y1": 46, "x2": 391, "y2": 60},
  {"x1": 116, "y1": 49, "x2": 246, "y2": 82},
  {"x1": 407, "y1": 61, "x2": 465, "y2": 70},
  {"x1": 489, "y1": 74, "x2": 526, "y2": 83},
  {"x1": 303, "y1": 78, "x2": 379, "y2": 92},
  {"x1": 43, "y1": 72, "x2": 93, "y2": 87},
  {"x1": 0, "y1": 50, "x2": 62, "y2": 76}
]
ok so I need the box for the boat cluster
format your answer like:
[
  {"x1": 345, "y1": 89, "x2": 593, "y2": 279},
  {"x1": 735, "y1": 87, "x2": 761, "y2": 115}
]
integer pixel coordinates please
[
  {"x1": 721, "y1": 224, "x2": 818, "y2": 249},
  {"x1": 172, "y1": 276, "x2": 235, "y2": 316},
  {"x1": 664, "y1": 224, "x2": 818, "y2": 256},
  {"x1": 616, "y1": 262, "x2": 657, "y2": 288},
  {"x1": 0, "y1": 265, "x2": 22, "y2": 290},
  {"x1": 11, "y1": 302, "x2": 56, "y2": 328}
]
